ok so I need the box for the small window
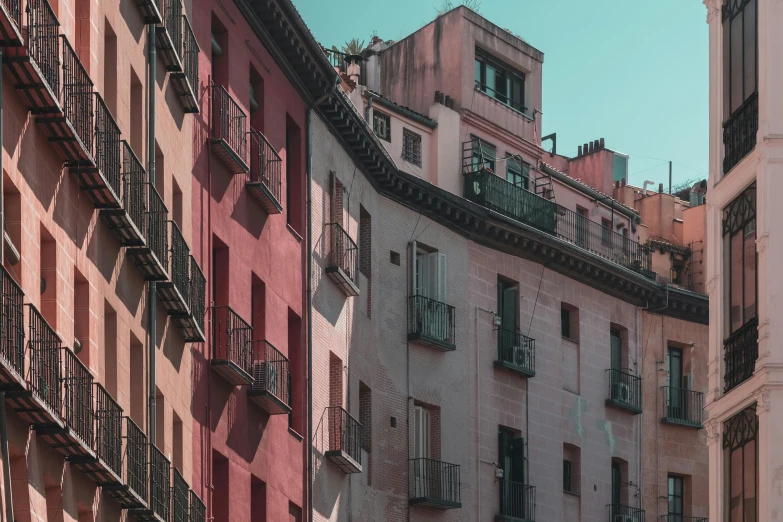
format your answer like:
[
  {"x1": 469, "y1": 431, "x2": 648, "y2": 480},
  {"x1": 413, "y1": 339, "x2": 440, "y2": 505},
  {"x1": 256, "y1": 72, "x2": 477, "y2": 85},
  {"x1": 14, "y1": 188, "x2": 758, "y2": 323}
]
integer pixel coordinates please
[
  {"x1": 471, "y1": 137, "x2": 496, "y2": 173},
  {"x1": 561, "y1": 308, "x2": 570, "y2": 339},
  {"x1": 402, "y1": 128, "x2": 422, "y2": 167},
  {"x1": 373, "y1": 111, "x2": 391, "y2": 142},
  {"x1": 601, "y1": 218, "x2": 612, "y2": 245},
  {"x1": 475, "y1": 48, "x2": 525, "y2": 113},
  {"x1": 563, "y1": 443, "x2": 580, "y2": 494},
  {"x1": 506, "y1": 158, "x2": 529, "y2": 190},
  {"x1": 667, "y1": 475, "x2": 684, "y2": 516},
  {"x1": 563, "y1": 459, "x2": 572, "y2": 492}
]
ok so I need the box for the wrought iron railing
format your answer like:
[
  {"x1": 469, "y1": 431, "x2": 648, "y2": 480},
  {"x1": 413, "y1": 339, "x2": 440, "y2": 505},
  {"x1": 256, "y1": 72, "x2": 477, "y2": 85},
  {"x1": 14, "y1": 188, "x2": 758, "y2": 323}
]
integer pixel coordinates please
[
  {"x1": 326, "y1": 222, "x2": 358, "y2": 283},
  {"x1": 147, "y1": 184, "x2": 169, "y2": 271},
  {"x1": 326, "y1": 406, "x2": 362, "y2": 465},
  {"x1": 409, "y1": 458, "x2": 461, "y2": 505},
  {"x1": 1, "y1": 0, "x2": 20, "y2": 32},
  {"x1": 122, "y1": 141, "x2": 147, "y2": 232},
  {"x1": 723, "y1": 92, "x2": 758, "y2": 175},
  {"x1": 660, "y1": 516, "x2": 707, "y2": 522},
  {"x1": 723, "y1": 316, "x2": 758, "y2": 392},
  {"x1": 181, "y1": 16, "x2": 198, "y2": 97},
  {"x1": 323, "y1": 47, "x2": 349, "y2": 70},
  {"x1": 124, "y1": 417, "x2": 148, "y2": 502},
  {"x1": 408, "y1": 295, "x2": 456, "y2": 347},
  {"x1": 250, "y1": 341, "x2": 289, "y2": 406},
  {"x1": 497, "y1": 328, "x2": 535, "y2": 374},
  {"x1": 172, "y1": 468, "x2": 189, "y2": 522},
  {"x1": 26, "y1": 0, "x2": 60, "y2": 95},
  {"x1": 498, "y1": 480, "x2": 535, "y2": 521},
  {"x1": 463, "y1": 166, "x2": 557, "y2": 234},
  {"x1": 26, "y1": 304, "x2": 62, "y2": 415},
  {"x1": 249, "y1": 128, "x2": 282, "y2": 204},
  {"x1": 61, "y1": 37, "x2": 94, "y2": 152},
  {"x1": 0, "y1": 265, "x2": 24, "y2": 377},
  {"x1": 149, "y1": 444, "x2": 171, "y2": 522},
  {"x1": 607, "y1": 368, "x2": 642, "y2": 411},
  {"x1": 189, "y1": 257, "x2": 205, "y2": 333},
  {"x1": 608, "y1": 504, "x2": 645, "y2": 522},
  {"x1": 94, "y1": 383, "x2": 122, "y2": 475},
  {"x1": 189, "y1": 491, "x2": 206, "y2": 522},
  {"x1": 169, "y1": 221, "x2": 190, "y2": 304},
  {"x1": 62, "y1": 348, "x2": 93, "y2": 446},
  {"x1": 556, "y1": 206, "x2": 651, "y2": 274},
  {"x1": 94, "y1": 94, "x2": 121, "y2": 196},
  {"x1": 661, "y1": 387, "x2": 703, "y2": 426},
  {"x1": 159, "y1": 0, "x2": 182, "y2": 60},
  {"x1": 211, "y1": 85, "x2": 247, "y2": 163},
  {"x1": 211, "y1": 306, "x2": 253, "y2": 376}
]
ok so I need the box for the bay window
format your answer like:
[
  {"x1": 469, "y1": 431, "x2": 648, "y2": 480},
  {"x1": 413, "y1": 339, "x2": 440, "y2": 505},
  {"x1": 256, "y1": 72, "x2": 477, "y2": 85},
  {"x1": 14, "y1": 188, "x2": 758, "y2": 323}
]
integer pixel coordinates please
[{"x1": 724, "y1": 406, "x2": 757, "y2": 522}]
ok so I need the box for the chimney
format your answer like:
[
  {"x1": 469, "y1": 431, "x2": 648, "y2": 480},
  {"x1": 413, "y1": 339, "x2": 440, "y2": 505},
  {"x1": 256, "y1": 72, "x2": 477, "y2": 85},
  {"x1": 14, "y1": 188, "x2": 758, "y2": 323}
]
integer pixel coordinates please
[
  {"x1": 434, "y1": 91, "x2": 441, "y2": 104},
  {"x1": 659, "y1": 183, "x2": 664, "y2": 193},
  {"x1": 599, "y1": 137, "x2": 605, "y2": 149},
  {"x1": 371, "y1": 36, "x2": 383, "y2": 45},
  {"x1": 347, "y1": 57, "x2": 361, "y2": 85},
  {"x1": 445, "y1": 95, "x2": 451, "y2": 107},
  {"x1": 577, "y1": 145, "x2": 583, "y2": 156},
  {"x1": 584, "y1": 143, "x2": 589, "y2": 154},
  {"x1": 589, "y1": 142, "x2": 594, "y2": 153}
]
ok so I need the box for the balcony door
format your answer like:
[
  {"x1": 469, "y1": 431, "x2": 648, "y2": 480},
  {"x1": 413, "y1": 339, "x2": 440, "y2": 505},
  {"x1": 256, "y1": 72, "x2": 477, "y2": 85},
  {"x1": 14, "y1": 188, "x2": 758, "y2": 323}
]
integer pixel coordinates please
[
  {"x1": 412, "y1": 243, "x2": 447, "y2": 340},
  {"x1": 497, "y1": 279, "x2": 519, "y2": 364},
  {"x1": 668, "y1": 475, "x2": 684, "y2": 520},
  {"x1": 611, "y1": 461, "x2": 622, "y2": 506},
  {"x1": 498, "y1": 428, "x2": 525, "y2": 518},
  {"x1": 413, "y1": 406, "x2": 431, "y2": 497},
  {"x1": 667, "y1": 347, "x2": 686, "y2": 420}
]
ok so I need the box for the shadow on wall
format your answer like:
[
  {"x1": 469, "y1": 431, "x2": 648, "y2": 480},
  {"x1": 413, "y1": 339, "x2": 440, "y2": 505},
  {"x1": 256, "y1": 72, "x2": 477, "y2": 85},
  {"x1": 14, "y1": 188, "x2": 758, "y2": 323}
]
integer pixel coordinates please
[
  {"x1": 311, "y1": 223, "x2": 347, "y2": 327},
  {"x1": 116, "y1": 254, "x2": 145, "y2": 316},
  {"x1": 312, "y1": 412, "x2": 340, "y2": 519},
  {"x1": 225, "y1": 391, "x2": 267, "y2": 462},
  {"x1": 229, "y1": 181, "x2": 267, "y2": 240}
]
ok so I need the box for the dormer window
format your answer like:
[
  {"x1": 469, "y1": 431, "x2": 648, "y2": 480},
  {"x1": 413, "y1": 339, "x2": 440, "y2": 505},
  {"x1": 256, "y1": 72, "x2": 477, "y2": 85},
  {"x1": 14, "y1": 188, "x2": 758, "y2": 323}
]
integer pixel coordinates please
[{"x1": 474, "y1": 48, "x2": 525, "y2": 114}]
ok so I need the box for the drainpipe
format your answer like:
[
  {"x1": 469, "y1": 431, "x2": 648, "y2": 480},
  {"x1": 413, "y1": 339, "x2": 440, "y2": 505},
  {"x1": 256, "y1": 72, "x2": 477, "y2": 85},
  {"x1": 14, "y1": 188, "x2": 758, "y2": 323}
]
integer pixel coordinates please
[
  {"x1": 307, "y1": 74, "x2": 341, "y2": 522},
  {"x1": 147, "y1": 21, "x2": 157, "y2": 445},
  {"x1": 0, "y1": 46, "x2": 14, "y2": 522}
]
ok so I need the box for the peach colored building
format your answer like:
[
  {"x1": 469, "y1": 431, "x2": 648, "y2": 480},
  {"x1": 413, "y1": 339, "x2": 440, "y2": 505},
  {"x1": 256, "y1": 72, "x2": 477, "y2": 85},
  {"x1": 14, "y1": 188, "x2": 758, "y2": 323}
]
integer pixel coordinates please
[{"x1": 0, "y1": 0, "x2": 205, "y2": 521}]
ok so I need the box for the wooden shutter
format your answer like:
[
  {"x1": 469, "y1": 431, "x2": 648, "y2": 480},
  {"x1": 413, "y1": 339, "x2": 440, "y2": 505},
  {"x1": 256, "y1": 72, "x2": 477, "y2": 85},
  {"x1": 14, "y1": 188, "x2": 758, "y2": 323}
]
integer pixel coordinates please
[
  {"x1": 610, "y1": 330, "x2": 622, "y2": 370},
  {"x1": 511, "y1": 437, "x2": 525, "y2": 484},
  {"x1": 436, "y1": 252, "x2": 447, "y2": 302},
  {"x1": 502, "y1": 284, "x2": 518, "y2": 331}
]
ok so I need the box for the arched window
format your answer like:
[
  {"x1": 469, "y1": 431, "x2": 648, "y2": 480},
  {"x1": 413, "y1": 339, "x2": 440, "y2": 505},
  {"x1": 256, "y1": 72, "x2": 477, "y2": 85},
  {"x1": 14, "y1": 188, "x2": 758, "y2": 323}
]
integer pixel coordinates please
[{"x1": 723, "y1": 406, "x2": 758, "y2": 521}]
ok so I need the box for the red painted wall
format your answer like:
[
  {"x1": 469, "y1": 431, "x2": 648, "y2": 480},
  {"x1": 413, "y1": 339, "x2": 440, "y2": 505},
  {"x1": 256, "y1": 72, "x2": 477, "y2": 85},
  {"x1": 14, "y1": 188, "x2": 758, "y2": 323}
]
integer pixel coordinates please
[{"x1": 189, "y1": 1, "x2": 308, "y2": 520}]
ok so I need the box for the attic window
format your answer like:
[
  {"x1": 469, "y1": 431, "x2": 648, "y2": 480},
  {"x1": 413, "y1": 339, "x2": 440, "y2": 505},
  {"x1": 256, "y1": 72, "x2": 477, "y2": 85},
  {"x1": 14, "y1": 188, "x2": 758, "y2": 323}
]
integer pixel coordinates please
[
  {"x1": 474, "y1": 48, "x2": 525, "y2": 113},
  {"x1": 373, "y1": 111, "x2": 391, "y2": 142}
]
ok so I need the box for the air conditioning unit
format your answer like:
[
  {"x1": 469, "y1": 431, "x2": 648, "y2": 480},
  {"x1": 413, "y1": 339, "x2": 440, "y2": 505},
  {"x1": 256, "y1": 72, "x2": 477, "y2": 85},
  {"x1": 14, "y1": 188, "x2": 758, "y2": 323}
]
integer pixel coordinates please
[
  {"x1": 512, "y1": 345, "x2": 531, "y2": 368},
  {"x1": 617, "y1": 382, "x2": 631, "y2": 402},
  {"x1": 253, "y1": 362, "x2": 278, "y2": 393}
]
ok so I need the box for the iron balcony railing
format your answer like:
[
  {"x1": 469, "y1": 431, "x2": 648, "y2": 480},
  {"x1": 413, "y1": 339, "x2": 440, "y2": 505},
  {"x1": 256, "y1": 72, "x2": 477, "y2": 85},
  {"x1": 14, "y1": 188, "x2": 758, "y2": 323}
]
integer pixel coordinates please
[
  {"x1": 190, "y1": 491, "x2": 206, "y2": 522},
  {"x1": 323, "y1": 47, "x2": 349, "y2": 70},
  {"x1": 147, "y1": 184, "x2": 169, "y2": 271},
  {"x1": 408, "y1": 295, "x2": 456, "y2": 348},
  {"x1": 26, "y1": 304, "x2": 62, "y2": 416},
  {"x1": 556, "y1": 206, "x2": 651, "y2": 275},
  {"x1": 124, "y1": 417, "x2": 148, "y2": 502},
  {"x1": 169, "y1": 221, "x2": 190, "y2": 304},
  {"x1": 251, "y1": 340, "x2": 289, "y2": 406},
  {"x1": 62, "y1": 347, "x2": 94, "y2": 447},
  {"x1": 61, "y1": 37, "x2": 95, "y2": 152},
  {"x1": 94, "y1": 93, "x2": 121, "y2": 196},
  {"x1": 723, "y1": 92, "x2": 758, "y2": 175},
  {"x1": 249, "y1": 128, "x2": 282, "y2": 204},
  {"x1": 409, "y1": 458, "x2": 461, "y2": 506},
  {"x1": 27, "y1": 0, "x2": 60, "y2": 96},
  {"x1": 660, "y1": 516, "x2": 707, "y2": 522},
  {"x1": 189, "y1": 257, "x2": 206, "y2": 334},
  {"x1": 94, "y1": 383, "x2": 122, "y2": 476},
  {"x1": 2, "y1": 0, "x2": 20, "y2": 32},
  {"x1": 326, "y1": 222, "x2": 358, "y2": 283},
  {"x1": 661, "y1": 387, "x2": 703, "y2": 427},
  {"x1": 0, "y1": 265, "x2": 25, "y2": 378},
  {"x1": 211, "y1": 85, "x2": 247, "y2": 163},
  {"x1": 608, "y1": 504, "x2": 645, "y2": 522},
  {"x1": 159, "y1": 0, "x2": 182, "y2": 62},
  {"x1": 149, "y1": 444, "x2": 171, "y2": 522},
  {"x1": 122, "y1": 141, "x2": 147, "y2": 233},
  {"x1": 724, "y1": 316, "x2": 758, "y2": 393},
  {"x1": 498, "y1": 480, "x2": 535, "y2": 521},
  {"x1": 607, "y1": 368, "x2": 642, "y2": 412},
  {"x1": 497, "y1": 328, "x2": 535, "y2": 375},
  {"x1": 212, "y1": 305, "x2": 253, "y2": 376},
  {"x1": 172, "y1": 468, "x2": 189, "y2": 522},
  {"x1": 180, "y1": 16, "x2": 198, "y2": 99},
  {"x1": 326, "y1": 406, "x2": 362, "y2": 466}
]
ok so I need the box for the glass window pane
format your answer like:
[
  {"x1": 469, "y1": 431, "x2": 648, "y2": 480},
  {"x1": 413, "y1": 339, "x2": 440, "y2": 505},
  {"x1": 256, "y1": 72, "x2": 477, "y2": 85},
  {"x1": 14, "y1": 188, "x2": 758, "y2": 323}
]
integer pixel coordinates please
[
  {"x1": 731, "y1": 232, "x2": 744, "y2": 331},
  {"x1": 486, "y1": 64, "x2": 497, "y2": 95},
  {"x1": 724, "y1": 18, "x2": 731, "y2": 119},
  {"x1": 743, "y1": 0, "x2": 756, "y2": 98},
  {"x1": 744, "y1": 441, "x2": 756, "y2": 522},
  {"x1": 475, "y1": 58, "x2": 482, "y2": 87},
  {"x1": 731, "y1": 447, "x2": 744, "y2": 522},
  {"x1": 744, "y1": 219, "x2": 756, "y2": 321},
  {"x1": 730, "y1": 14, "x2": 743, "y2": 112}
]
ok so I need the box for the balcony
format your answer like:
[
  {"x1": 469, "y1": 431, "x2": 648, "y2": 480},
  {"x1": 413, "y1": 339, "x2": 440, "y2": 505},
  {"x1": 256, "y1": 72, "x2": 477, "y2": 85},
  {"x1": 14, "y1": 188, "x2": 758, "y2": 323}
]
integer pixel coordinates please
[
  {"x1": 723, "y1": 92, "x2": 758, "y2": 175},
  {"x1": 37, "y1": 347, "x2": 95, "y2": 459},
  {"x1": 0, "y1": 265, "x2": 25, "y2": 390},
  {"x1": 172, "y1": 256, "x2": 206, "y2": 342},
  {"x1": 158, "y1": 221, "x2": 190, "y2": 314},
  {"x1": 136, "y1": 0, "x2": 161, "y2": 23},
  {"x1": 0, "y1": 0, "x2": 22, "y2": 46},
  {"x1": 408, "y1": 458, "x2": 461, "y2": 509},
  {"x1": 723, "y1": 316, "x2": 758, "y2": 393},
  {"x1": 605, "y1": 369, "x2": 642, "y2": 414},
  {"x1": 660, "y1": 517, "x2": 707, "y2": 522},
  {"x1": 408, "y1": 295, "x2": 456, "y2": 351},
  {"x1": 6, "y1": 304, "x2": 63, "y2": 427},
  {"x1": 211, "y1": 306, "x2": 253, "y2": 386},
  {"x1": 248, "y1": 341, "x2": 290, "y2": 415},
  {"x1": 5, "y1": 0, "x2": 61, "y2": 113},
  {"x1": 324, "y1": 223, "x2": 359, "y2": 297},
  {"x1": 103, "y1": 416, "x2": 148, "y2": 509},
  {"x1": 246, "y1": 128, "x2": 283, "y2": 214},
  {"x1": 102, "y1": 141, "x2": 147, "y2": 246},
  {"x1": 324, "y1": 406, "x2": 362, "y2": 474},
  {"x1": 172, "y1": 468, "x2": 189, "y2": 522},
  {"x1": 190, "y1": 491, "x2": 206, "y2": 522},
  {"x1": 171, "y1": 16, "x2": 199, "y2": 113},
  {"x1": 211, "y1": 85, "x2": 249, "y2": 174},
  {"x1": 126, "y1": 184, "x2": 169, "y2": 280},
  {"x1": 608, "y1": 504, "x2": 645, "y2": 522},
  {"x1": 660, "y1": 387, "x2": 703, "y2": 428},
  {"x1": 494, "y1": 328, "x2": 535, "y2": 377},
  {"x1": 497, "y1": 480, "x2": 535, "y2": 521},
  {"x1": 130, "y1": 444, "x2": 170, "y2": 522},
  {"x1": 155, "y1": 0, "x2": 183, "y2": 72},
  {"x1": 72, "y1": 384, "x2": 124, "y2": 487}
]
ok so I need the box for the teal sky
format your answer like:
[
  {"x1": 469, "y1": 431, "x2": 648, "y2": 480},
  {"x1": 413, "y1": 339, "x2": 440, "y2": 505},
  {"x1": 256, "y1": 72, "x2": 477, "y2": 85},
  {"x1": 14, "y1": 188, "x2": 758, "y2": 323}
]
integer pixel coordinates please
[{"x1": 294, "y1": 0, "x2": 709, "y2": 191}]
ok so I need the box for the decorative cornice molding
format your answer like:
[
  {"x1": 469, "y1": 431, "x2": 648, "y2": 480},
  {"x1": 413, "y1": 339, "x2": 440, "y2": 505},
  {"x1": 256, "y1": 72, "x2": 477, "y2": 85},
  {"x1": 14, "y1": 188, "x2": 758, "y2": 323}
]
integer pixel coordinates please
[
  {"x1": 755, "y1": 388, "x2": 771, "y2": 412},
  {"x1": 704, "y1": 419, "x2": 720, "y2": 442},
  {"x1": 705, "y1": 275, "x2": 718, "y2": 295},
  {"x1": 704, "y1": 0, "x2": 721, "y2": 23},
  {"x1": 756, "y1": 232, "x2": 769, "y2": 253}
]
